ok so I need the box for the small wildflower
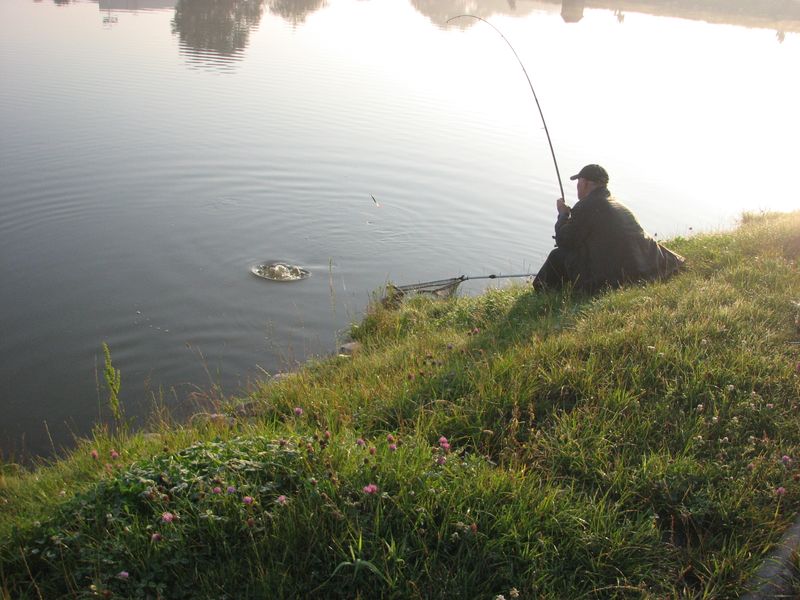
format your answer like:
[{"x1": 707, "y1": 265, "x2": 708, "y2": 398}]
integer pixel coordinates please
[
  {"x1": 110, "y1": 450, "x2": 119, "y2": 460},
  {"x1": 777, "y1": 486, "x2": 787, "y2": 496},
  {"x1": 246, "y1": 517, "x2": 256, "y2": 528},
  {"x1": 294, "y1": 407, "x2": 303, "y2": 416},
  {"x1": 470, "y1": 523, "x2": 478, "y2": 534},
  {"x1": 212, "y1": 486, "x2": 222, "y2": 494},
  {"x1": 369, "y1": 446, "x2": 376, "y2": 455},
  {"x1": 436, "y1": 455, "x2": 447, "y2": 466},
  {"x1": 276, "y1": 495, "x2": 288, "y2": 505},
  {"x1": 151, "y1": 533, "x2": 162, "y2": 542},
  {"x1": 117, "y1": 571, "x2": 129, "y2": 580},
  {"x1": 161, "y1": 512, "x2": 174, "y2": 523},
  {"x1": 767, "y1": 403, "x2": 774, "y2": 409},
  {"x1": 509, "y1": 588, "x2": 520, "y2": 599},
  {"x1": 696, "y1": 404, "x2": 704, "y2": 413},
  {"x1": 243, "y1": 496, "x2": 254, "y2": 505},
  {"x1": 227, "y1": 486, "x2": 236, "y2": 494},
  {"x1": 91, "y1": 449, "x2": 99, "y2": 460},
  {"x1": 782, "y1": 455, "x2": 793, "y2": 466},
  {"x1": 438, "y1": 436, "x2": 449, "y2": 446},
  {"x1": 389, "y1": 443, "x2": 397, "y2": 452},
  {"x1": 494, "y1": 595, "x2": 506, "y2": 600},
  {"x1": 356, "y1": 438, "x2": 366, "y2": 447},
  {"x1": 726, "y1": 385, "x2": 735, "y2": 392},
  {"x1": 747, "y1": 462, "x2": 755, "y2": 470},
  {"x1": 387, "y1": 433, "x2": 396, "y2": 443},
  {"x1": 324, "y1": 430, "x2": 332, "y2": 439},
  {"x1": 362, "y1": 483, "x2": 379, "y2": 495}
]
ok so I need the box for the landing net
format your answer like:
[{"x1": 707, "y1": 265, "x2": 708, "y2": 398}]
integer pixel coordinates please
[
  {"x1": 385, "y1": 276, "x2": 466, "y2": 301},
  {"x1": 384, "y1": 273, "x2": 535, "y2": 303}
]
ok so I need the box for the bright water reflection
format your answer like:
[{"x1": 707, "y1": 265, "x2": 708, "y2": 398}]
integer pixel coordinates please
[{"x1": 1, "y1": 0, "x2": 798, "y2": 458}]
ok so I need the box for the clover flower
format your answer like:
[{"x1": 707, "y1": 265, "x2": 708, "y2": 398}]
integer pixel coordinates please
[
  {"x1": 110, "y1": 450, "x2": 119, "y2": 460},
  {"x1": 151, "y1": 533, "x2": 162, "y2": 542},
  {"x1": 117, "y1": 571, "x2": 129, "y2": 580},
  {"x1": 294, "y1": 407, "x2": 303, "y2": 416},
  {"x1": 161, "y1": 512, "x2": 174, "y2": 523},
  {"x1": 91, "y1": 449, "x2": 99, "y2": 460},
  {"x1": 227, "y1": 486, "x2": 236, "y2": 494},
  {"x1": 356, "y1": 438, "x2": 366, "y2": 447},
  {"x1": 389, "y1": 443, "x2": 397, "y2": 452},
  {"x1": 212, "y1": 486, "x2": 222, "y2": 494},
  {"x1": 243, "y1": 496, "x2": 254, "y2": 505},
  {"x1": 362, "y1": 483, "x2": 379, "y2": 495},
  {"x1": 782, "y1": 455, "x2": 793, "y2": 466},
  {"x1": 777, "y1": 486, "x2": 787, "y2": 496},
  {"x1": 276, "y1": 495, "x2": 288, "y2": 505}
]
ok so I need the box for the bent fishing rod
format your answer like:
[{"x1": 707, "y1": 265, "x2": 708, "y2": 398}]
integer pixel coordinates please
[{"x1": 446, "y1": 14, "x2": 565, "y2": 201}]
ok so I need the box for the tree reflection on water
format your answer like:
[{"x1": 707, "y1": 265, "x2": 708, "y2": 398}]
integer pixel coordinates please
[
  {"x1": 170, "y1": 0, "x2": 326, "y2": 66},
  {"x1": 172, "y1": 0, "x2": 265, "y2": 60},
  {"x1": 268, "y1": 0, "x2": 326, "y2": 26}
]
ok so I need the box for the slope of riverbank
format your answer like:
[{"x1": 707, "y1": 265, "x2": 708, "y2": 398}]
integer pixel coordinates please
[{"x1": 2, "y1": 211, "x2": 799, "y2": 598}]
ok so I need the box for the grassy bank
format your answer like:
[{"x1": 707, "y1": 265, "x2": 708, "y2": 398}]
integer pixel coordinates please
[{"x1": 2, "y1": 212, "x2": 799, "y2": 599}]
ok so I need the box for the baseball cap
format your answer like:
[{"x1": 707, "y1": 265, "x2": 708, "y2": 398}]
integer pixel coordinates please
[{"x1": 569, "y1": 164, "x2": 609, "y2": 184}]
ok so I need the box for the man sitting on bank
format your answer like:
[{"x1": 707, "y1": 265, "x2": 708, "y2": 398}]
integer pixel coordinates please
[{"x1": 533, "y1": 164, "x2": 684, "y2": 293}]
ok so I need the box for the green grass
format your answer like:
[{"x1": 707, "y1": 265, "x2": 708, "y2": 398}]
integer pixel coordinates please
[{"x1": 2, "y1": 211, "x2": 800, "y2": 599}]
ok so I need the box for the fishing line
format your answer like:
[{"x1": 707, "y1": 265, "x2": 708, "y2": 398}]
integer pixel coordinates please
[{"x1": 446, "y1": 14, "x2": 565, "y2": 201}]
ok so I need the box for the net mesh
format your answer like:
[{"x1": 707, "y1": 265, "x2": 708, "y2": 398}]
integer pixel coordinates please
[
  {"x1": 382, "y1": 273, "x2": 536, "y2": 306},
  {"x1": 384, "y1": 276, "x2": 465, "y2": 302}
]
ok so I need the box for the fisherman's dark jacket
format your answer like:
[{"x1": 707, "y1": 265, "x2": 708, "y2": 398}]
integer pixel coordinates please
[{"x1": 554, "y1": 186, "x2": 684, "y2": 292}]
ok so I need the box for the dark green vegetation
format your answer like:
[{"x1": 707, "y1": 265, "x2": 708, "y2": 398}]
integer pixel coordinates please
[{"x1": 2, "y1": 212, "x2": 800, "y2": 599}]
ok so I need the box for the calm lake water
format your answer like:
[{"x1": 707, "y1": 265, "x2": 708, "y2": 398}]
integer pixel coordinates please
[{"x1": 1, "y1": 0, "x2": 798, "y2": 459}]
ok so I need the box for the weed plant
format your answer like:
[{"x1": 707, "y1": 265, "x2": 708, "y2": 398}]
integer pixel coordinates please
[{"x1": 1, "y1": 212, "x2": 799, "y2": 598}]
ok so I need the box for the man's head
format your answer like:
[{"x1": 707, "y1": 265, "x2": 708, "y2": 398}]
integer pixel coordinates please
[{"x1": 570, "y1": 164, "x2": 609, "y2": 200}]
